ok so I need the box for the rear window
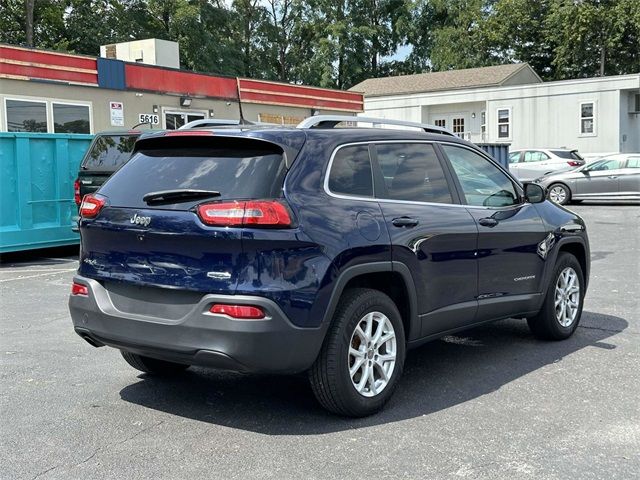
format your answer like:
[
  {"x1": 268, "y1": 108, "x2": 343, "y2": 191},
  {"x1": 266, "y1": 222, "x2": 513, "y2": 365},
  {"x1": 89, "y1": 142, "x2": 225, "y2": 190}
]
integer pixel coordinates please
[
  {"x1": 551, "y1": 150, "x2": 583, "y2": 160},
  {"x1": 99, "y1": 145, "x2": 286, "y2": 209},
  {"x1": 82, "y1": 134, "x2": 139, "y2": 171}
]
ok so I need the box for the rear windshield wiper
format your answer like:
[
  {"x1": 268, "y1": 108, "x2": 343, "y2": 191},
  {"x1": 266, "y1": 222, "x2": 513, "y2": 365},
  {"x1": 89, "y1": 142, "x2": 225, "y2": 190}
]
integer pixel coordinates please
[{"x1": 143, "y1": 189, "x2": 221, "y2": 205}]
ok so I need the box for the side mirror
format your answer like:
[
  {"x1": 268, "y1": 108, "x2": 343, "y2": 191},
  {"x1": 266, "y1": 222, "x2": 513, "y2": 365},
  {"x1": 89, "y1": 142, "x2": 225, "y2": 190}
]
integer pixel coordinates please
[{"x1": 524, "y1": 183, "x2": 545, "y2": 204}]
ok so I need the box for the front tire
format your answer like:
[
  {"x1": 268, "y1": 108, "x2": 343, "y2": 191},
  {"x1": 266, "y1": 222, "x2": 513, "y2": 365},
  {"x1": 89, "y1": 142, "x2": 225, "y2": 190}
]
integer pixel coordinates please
[
  {"x1": 121, "y1": 351, "x2": 190, "y2": 375},
  {"x1": 548, "y1": 183, "x2": 571, "y2": 205},
  {"x1": 309, "y1": 288, "x2": 406, "y2": 417},
  {"x1": 527, "y1": 252, "x2": 584, "y2": 340}
]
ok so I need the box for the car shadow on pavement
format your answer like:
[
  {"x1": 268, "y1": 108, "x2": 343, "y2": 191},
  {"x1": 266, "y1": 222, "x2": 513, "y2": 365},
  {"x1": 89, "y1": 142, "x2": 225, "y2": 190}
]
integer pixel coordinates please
[{"x1": 119, "y1": 311, "x2": 627, "y2": 434}]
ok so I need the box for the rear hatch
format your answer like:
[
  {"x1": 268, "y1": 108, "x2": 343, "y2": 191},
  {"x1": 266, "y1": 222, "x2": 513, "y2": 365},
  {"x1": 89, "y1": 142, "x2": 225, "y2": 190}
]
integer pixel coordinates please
[
  {"x1": 78, "y1": 134, "x2": 291, "y2": 295},
  {"x1": 77, "y1": 133, "x2": 140, "y2": 201}
]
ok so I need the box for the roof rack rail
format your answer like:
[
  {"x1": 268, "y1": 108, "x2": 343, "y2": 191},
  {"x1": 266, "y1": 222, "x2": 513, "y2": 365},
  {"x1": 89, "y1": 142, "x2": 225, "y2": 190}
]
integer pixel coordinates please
[{"x1": 296, "y1": 115, "x2": 456, "y2": 137}]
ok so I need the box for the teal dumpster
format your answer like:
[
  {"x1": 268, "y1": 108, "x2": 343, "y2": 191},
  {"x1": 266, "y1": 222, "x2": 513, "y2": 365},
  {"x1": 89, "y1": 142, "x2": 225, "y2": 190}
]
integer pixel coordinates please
[{"x1": 0, "y1": 133, "x2": 93, "y2": 253}]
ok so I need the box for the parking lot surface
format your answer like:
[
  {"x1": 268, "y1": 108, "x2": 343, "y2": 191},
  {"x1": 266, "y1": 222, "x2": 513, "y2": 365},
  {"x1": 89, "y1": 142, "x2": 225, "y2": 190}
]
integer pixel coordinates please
[{"x1": 1, "y1": 202, "x2": 639, "y2": 479}]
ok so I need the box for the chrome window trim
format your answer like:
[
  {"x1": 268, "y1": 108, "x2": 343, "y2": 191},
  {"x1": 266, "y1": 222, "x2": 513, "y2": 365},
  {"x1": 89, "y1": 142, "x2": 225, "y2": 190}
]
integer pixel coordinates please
[{"x1": 323, "y1": 139, "x2": 526, "y2": 211}]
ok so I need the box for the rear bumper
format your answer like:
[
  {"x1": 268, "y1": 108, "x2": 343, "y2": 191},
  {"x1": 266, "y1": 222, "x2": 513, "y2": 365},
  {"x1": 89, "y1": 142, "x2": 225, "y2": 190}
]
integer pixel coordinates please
[{"x1": 68, "y1": 276, "x2": 326, "y2": 374}]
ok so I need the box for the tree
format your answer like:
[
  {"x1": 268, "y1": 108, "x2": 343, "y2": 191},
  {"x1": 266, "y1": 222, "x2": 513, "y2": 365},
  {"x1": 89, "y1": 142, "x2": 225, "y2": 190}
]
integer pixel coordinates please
[
  {"x1": 483, "y1": 0, "x2": 556, "y2": 79},
  {"x1": 547, "y1": 0, "x2": 640, "y2": 78}
]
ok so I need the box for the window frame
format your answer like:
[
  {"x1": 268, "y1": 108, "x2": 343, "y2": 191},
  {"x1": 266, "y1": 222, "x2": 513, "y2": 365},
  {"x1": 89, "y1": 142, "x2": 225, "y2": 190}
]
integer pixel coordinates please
[
  {"x1": 437, "y1": 142, "x2": 525, "y2": 209},
  {"x1": 326, "y1": 143, "x2": 375, "y2": 199},
  {"x1": 579, "y1": 100, "x2": 596, "y2": 137},
  {"x1": 496, "y1": 107, "x2": 512, "y2": 141},
  {"x1": 323, "y1": 140, "x2": 463, "y2": 206},
  {"x1": 51, "y1": 100, "x2": 92, "y2": 134},
  {"x1": 4, "y1": 97, "x2": 48, "y2": 133},
  {"x1": 2, "y1": 95, "x2": 93, "y2": 133}
]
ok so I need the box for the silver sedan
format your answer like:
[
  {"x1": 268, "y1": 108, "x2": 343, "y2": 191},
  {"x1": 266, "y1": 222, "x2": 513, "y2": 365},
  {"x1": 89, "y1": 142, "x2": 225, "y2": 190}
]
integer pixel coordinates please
[{"x1": 535, "y1": 154, "x2": 640, "y2": 205}]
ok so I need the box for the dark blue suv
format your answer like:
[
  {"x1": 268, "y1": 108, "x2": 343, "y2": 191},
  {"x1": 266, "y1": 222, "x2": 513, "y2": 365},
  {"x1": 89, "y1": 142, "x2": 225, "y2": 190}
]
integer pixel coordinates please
[{"x1": 69, "y1": 116, "x2": 590, "y2": 417}]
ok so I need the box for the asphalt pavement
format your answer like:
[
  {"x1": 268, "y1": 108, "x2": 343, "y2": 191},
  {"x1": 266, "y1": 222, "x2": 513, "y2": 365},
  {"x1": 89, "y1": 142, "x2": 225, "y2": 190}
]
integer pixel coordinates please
[{"x1": 1, "y1": 202, "x2": 638, "y2": 479}]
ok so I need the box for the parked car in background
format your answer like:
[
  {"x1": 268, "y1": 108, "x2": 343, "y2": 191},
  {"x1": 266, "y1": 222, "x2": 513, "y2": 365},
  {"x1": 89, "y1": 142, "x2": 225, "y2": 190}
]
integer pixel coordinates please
[
  {"x1": 74, "y1": 130, "x2": 144, "y2": 209},
  {"x1": 536, "y1": 153, "x2": 640, "y2": 205},
  {"x1": 509, "y1": 148, "x2": 585, "y2": 181}
]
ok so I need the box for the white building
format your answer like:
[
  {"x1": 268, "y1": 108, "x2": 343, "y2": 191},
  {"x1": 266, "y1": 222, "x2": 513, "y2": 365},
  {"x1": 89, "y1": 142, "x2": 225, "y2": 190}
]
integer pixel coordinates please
[{"x1": 351, "y1": 64, "x2": 640, "y2": 155}]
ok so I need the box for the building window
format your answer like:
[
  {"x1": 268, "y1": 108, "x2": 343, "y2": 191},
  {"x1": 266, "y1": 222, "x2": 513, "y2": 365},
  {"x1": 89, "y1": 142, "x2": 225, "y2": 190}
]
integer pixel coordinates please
[
  {"x1": 164, "y1": 111, "x2": 205, "y2": 129},
  {"x1": 53, "y1": 103, "x2": 90, "y2": 133},
  {"x1": 480, "y1": 111, "x2": 486, "y2": 140},
  {"x1": 5, "y1": 99, "x2": 47, "y2": 132},
  {"x1": 434, "y1": 119, "x2": 446, "y2": 128},
  {"x1": 452, "y1": 117, "x2": 465, "y2": 137},
  {"x1": 497, "y1": 108, "x2": 511, "y2": 139},
  {"x1": 580, "y1": 102, "x2": 595, "y2": 135}
]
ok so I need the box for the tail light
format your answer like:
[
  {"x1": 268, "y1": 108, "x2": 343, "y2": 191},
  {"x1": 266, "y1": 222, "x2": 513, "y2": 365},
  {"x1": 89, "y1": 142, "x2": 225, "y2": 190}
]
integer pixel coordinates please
[
  {"x1": 197, "y1": 200, "x2": 292, "y2": 227},
  {"x1": 71, "y1": 282, "x2": 89, "y2": 296},
  {"x1": 567, "y1": 161, "x2": 582, "y2": 167},
  {"x1": 210, "y1": 304, "x2": 265, "y2": 319},
  {"x1": 79, "y1": 194, "x2": 106, "y2": 218},
  {"x1": 74, "y1": 179, "x2": 81, "y2": 206}
]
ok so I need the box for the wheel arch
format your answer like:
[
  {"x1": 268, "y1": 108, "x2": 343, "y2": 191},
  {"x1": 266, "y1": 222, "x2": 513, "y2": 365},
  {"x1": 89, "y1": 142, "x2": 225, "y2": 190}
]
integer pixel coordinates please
[
  {"x1": 557, "y1": 241, "x2": 589, "y2": 290},
  {"x1": 321, "y1": 262, "x2": 419, "y2": 342}
]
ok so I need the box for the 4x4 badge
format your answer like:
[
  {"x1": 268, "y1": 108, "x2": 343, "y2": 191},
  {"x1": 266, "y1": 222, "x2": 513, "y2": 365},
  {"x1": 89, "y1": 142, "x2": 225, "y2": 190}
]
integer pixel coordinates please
[{"x1": 130, "y1": 213, "x2": 151, "y2": 227}]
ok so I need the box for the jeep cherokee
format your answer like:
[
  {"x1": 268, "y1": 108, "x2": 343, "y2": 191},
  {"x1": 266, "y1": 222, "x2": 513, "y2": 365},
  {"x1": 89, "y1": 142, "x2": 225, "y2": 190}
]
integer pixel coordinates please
[{"x1": 69, "y1": 116, "x2": 590, "y2": 417}]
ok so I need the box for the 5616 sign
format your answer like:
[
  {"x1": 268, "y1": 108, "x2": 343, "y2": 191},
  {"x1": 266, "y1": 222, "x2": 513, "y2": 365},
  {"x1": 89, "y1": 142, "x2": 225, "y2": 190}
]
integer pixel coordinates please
[{"x1": 138, "y1": 113, "x2": 159, "y2": 125}]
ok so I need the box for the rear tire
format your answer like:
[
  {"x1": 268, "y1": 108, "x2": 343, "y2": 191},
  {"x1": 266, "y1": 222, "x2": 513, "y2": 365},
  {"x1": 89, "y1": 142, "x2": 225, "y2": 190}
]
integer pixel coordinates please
[
  {"x1": 121, "y1": 351, "x2": 190, "y2": 375},
  {"x1": 527, "y1": 252, "x2": 584, "y2": 340},
  {"x1": 548, "y1": 183, "x2": 571, "y2": 205},
  {"x1": 309, "y1": 288, "x2": 406, "y2": 417}
]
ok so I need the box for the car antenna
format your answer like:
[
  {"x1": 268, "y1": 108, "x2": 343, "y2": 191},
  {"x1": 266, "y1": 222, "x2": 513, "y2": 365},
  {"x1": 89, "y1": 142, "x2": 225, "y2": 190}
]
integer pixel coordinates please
[
  {"x1": 235, "y1": 78, "x2": 250, "y2": 125},
  {"x1": 131, "y1": 121, "x2": 152, "y2": 130}
]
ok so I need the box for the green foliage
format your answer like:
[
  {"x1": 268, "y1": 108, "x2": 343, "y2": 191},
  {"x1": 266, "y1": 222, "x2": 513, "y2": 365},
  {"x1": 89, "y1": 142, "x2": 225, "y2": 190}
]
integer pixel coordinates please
[{"x1": 0, "y1": 0, "x2": 638, "y2": 87}]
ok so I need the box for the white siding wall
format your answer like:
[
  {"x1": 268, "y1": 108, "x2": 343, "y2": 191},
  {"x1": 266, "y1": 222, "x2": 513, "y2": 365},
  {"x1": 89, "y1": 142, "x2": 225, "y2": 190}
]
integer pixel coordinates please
[{"x1": 361, "y1": 74, "x2": 640, "y2": 154}]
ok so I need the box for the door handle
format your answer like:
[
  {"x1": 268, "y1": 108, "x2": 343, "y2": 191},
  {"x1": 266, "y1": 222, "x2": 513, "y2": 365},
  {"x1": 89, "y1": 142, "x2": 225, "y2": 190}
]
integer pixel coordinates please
[
  {"x1": 478, "y1": 217, "x2": 499, "y2": 227},
  {"x1": 392, "y1": 216, "x2": 419, "y2": 228},
  {"x1": 607, "y1": 175, "x2": 618, "y2": 179}
]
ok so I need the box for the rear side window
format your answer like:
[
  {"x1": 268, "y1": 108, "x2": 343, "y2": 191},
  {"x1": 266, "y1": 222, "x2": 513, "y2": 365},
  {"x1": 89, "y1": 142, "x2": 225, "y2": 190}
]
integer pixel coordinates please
[
  {"x1": 443, "y1": 145, "x2": 519, "y2": 207},
  {"x1": 551, "y1": 150, "x2": 583, "y2": 160},
  {"x1": 328, "y1": 145, "x2": 373, "y2": 197},
  {"x1": 375, "y1": 143, "x2": 452, "y2": 203},
  {"x1": 627, "y1": 157, "x2": 640, "y2": 168},
  {"x1": 82, "y1": 135, "x2": 138, "y2": 171},
  {"x1": 99, "y1": 145, "x2": 286, "y2": 209},
  {"x1": 523, "y1": 151, "x2": 549, "y2": 162}
]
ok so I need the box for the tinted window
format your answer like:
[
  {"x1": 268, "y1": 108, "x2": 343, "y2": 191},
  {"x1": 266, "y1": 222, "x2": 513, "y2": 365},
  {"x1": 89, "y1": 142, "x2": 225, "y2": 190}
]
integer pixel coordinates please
[
  {"x1": 551, "y1": 150, "x2": 583, "y2": 160},
  {"x1": 82, "y1": 135, "x2": 139, "y2": 171},
  {"x1": 6, "y1": 99, "x2": 47, "y2": 132},
  {"x1": 328, "y1": 145, "x2": 373, "y2": 197},
  {"x1": 376, "y1": 143, "x2": 452, "y2": 203},
  {"x1": 443, "y1": 145, "x2": 518, "y2": 207},
  {"x1": 53, "y1": 103, "x2": 90, "y2": 133},
  {"x1": 100, "y1": 146, "x2": 286, "y2": 210}
]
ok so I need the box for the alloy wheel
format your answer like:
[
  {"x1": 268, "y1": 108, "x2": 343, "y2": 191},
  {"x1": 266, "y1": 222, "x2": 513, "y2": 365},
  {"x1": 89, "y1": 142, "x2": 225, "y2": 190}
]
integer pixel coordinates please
[
  {"x1": 549, "y1": 185, "x2": 568, "y2": 204},
  {"x1": 348, "y1": 311, "x2": 397, "y2": 397},
  {"x1": 554, "y1": 267, "x2": 580, "y2": 327}
]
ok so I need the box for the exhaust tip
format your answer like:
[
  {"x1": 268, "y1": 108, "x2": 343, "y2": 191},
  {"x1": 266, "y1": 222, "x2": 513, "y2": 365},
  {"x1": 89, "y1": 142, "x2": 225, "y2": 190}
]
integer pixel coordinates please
[{"x1": 74, "y1": 328, "x2": 105, "y2": 348}]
